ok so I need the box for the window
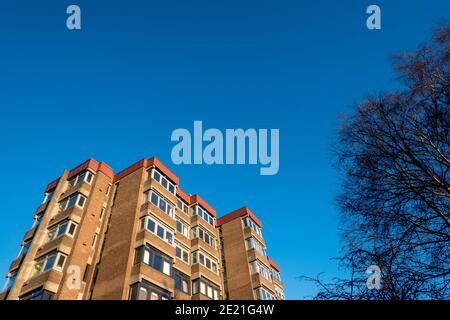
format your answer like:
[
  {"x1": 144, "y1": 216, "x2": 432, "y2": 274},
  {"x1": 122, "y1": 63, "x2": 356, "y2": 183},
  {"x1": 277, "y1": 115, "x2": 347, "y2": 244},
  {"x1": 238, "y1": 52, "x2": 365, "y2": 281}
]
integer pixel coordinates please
[
  {"x1": 83, "y1": 264, "x2": 91, "y2": 282},
  {"x1": 92, "y1": 233, "x2": 98, "y2": 247},
  {"x1": 42, "y1": 190, "x2": 54, "y2": 204},
  {"x1": 175, "y1": 242, "x2": 189, "y2": 264},
  {"x1": 145, "y1": 190, "x2": 174, "y2": 218},
  {"x1": 174, "y1": 270, "x2": 190, "y2": 294},
  {"x1": 129, "y1": 281, "x2": 171, "y2": 300},
  {"x1": 67, "y1": 171, "x2": 93, "y2": 189},
  {"x1": 192, "y1": 278, "x2": 220, "y2": 300},
  {"x1": 176, "y1": 198, "x2": 189, "y2": 215},
  {"x1": 30, "y1": 252, "x2": 67, "y2": 278},
  {"x1": 20, "y1": 288, "x2": 54, "y2": 300},
  {"x1": 246, "y1": 237, "x2": 266, "y2": 257},
  {"x1": 243, "y1": 217, "x2": 263, "y2": 237},
  {"x1": 255, "y1": 286, "x2": 276, "y2": 300},
  {"x1": 137, "y1": 245, "x2": 173, "y2": 277},
  {"x1": 34, "y1": 213, "x2": 44, "y2": 227},
  {"x1": 250, "y1": 260, "x2": 272, "y2": 281},
  {"x1": 6, "y1": 270, "x2": 18, "y2": 292},
  {"x1": 192, "y1": 226, "x2": 216, "y2": 249},
  {"x1": 275, "y1": 285, "x2": 285, "y2": 299},
  {"x1": 194, "y1": 205, "x2": 214, "y2": 226},
  {"x1": 176, "y1": 218, "x2": 189, "y2": 238},
  {"x1": 272, "y1": 268, "x2": 282, "y2": 282},
  {"x1": 141, "y1": 215, "x2": 174, "y2": 245},
  {"x1": 47, "y1": 220, "x2": 77, "y2": 242},
  {"x1": 106, "y1": 185, "x2": 111, "y2": 196},
  {"x1": 138, "y1": 287, "x2": 148, "y2": 300},
  {"x1": 61, "y1": 193, "x2": 87, "y2": 211},
  {"x1": 99, "y1": 207, "x2": 106, "y2": 220},
  {"x1": 191, "y1": 250, "x2": 218, "y2": 274},
  {"x1": 19, "y1": 238, "x2": 33, "y2": 257},
  {"x1": 149, "y1": 168, "x2": 176, "y2": 194},
  {"x1": 73, "y1": 171, "x2": 94, "y2": 186}
]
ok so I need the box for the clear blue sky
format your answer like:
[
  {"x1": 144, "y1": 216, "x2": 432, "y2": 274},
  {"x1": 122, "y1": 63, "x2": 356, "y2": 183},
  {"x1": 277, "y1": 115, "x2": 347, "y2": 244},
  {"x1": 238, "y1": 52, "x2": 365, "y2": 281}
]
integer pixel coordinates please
[{"x1": 0, "y1": 0, "x2": 448, "y2": 299}]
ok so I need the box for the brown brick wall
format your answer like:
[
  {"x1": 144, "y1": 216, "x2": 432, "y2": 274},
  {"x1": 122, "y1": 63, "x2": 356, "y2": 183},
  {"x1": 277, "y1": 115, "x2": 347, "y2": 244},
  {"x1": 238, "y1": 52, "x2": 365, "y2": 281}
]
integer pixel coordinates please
[
  {"x1": 91, "y1": 168, "x2": 145, "y2": 299},
  {"x1": 220, "y1": 218, "x2": 255, "y2": 300}
]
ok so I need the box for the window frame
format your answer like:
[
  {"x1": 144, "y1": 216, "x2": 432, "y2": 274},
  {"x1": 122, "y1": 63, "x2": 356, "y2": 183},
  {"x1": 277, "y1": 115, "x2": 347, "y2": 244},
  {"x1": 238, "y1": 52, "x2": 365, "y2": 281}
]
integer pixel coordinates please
[
  {"x1": 30, "y1": 251, "x2": 67, "y2": 279},
  {"x1": 246, "y1": 237, "x2": 267, "y2": 257},
  {"x1": 191, "y1": 250, "x2": 219, "y2": 274},
  {"x1": 243, "y1": 216, "x2": 263, "y2": 237},
  {"x1": 129, "y1": 281, "x2": 171, "y2": 300},
  {"x1": 194, "y1": 205, "x2": 215, "y2": 226},
  {"x1": 63, "y1": 193, "x2": 87, "y2": 211},
  {"x1": 149, "y1": 168, "x2": 176, "y2": 195},
  {"x1": 173, "y1": 270, "x2": 190, "y2": 294},
  {"x1": 138, "y1": 245, "x2": 173, "y2": 277},
  {"x1": 192, "y1": 278, "x2": 220, "y2": 300},
  {"x1": 175, "y1": 217, "x2": 189, "y2": 238},
  {"x1": 175, "y1": 241, "x2": 190, "y2": 264},
  {"x1": 192, "y1": 226, "x2": 216, "y2": 249},
  {"x1": 46, "y1": 220, "x2": 77, "y2": 242},
  {"x1": 271, "y1": 268, "x2": 282, "y2": 281},
  {"x1": 250, "y1": 260, "x2": 272, "y2": 281},
  {"x1": 141, "y1": 215, "x2": 174, "y2": 245},
  {"x1": 146, "y1": 190, "x2": 175, "y2": 218},
  {"x1": 176, "y1": 198, "x2": 189, "y2": 215},
  {"x1": 74, "y1": 171, "x2": 94, "y2": 186},
  {"x1": 42, "y1": 190, "x2": 54, "y2": 204},
  {"x1": 256, "y1": 286, "x2": 276, "y2": 300}
]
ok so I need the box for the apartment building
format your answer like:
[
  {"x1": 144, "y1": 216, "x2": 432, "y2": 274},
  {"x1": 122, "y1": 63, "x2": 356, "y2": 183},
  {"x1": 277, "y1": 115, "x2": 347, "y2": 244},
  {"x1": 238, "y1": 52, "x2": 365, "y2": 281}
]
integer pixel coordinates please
[
  {"x1": 0, "y1": 159, "x2": 114, "y2": 300},
  {"x1": 218, "y1": 207, "x2": 285, "y2": 300},
  {"x1": 0, "y1": 157, "x2": 284, "y2": 300}
]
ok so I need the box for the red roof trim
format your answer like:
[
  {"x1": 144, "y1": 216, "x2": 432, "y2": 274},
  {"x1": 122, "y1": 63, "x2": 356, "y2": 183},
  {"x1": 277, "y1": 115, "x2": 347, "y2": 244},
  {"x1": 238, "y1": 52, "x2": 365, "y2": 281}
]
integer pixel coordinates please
[
  {"x1": 268, "y1": 257, "x2": 281, "y2": 272},
  {"x1": 97, "y1": 162, "x2": 114, "y2": 180},
  {"x1": 216, "y1": 206, "x2": 263, "y2": 228},
  {"x1": 176, "y1": 188, "x2": 190, "y2": 204},
  {"x1": 45, "y1": 158, "x2": 114, "y2": 192},
  {"x1": 67, "y1": 159, "x2": 114, "y2": 181},
  {"x1": 190, "y1": 194, "x2": 216, "y2": 217},
  {"x1": 148, "y1": 157, "x2": 179, "y2": 185},
  {"x1": 113, "y1": 159, "x2": 148, "y2": 183},
  {"x1": 45, "y1": 178, "x2": 60, "y2": 193}
]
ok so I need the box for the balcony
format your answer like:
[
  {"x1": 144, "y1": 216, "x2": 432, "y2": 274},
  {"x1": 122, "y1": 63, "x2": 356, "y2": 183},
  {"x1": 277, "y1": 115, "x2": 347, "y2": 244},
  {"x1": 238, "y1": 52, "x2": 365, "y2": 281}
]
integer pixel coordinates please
[
  {"x1": 130, "y1": 263, "x2": 175, "y2": 293},
  {"x1": 190, "y1": 238, "x2": 218, "y2": 258},
  {"x1": 190, "y1": 264, "x2": 221, "y2": 285},
  {"x1": 35, "y1": 201, "x2": 49, "y2": 215},
  {"x1": 246, "y1": 248, "x2": 270, "y2": 268},
  {"x1": 243, "y1": 226, "x2": 265, "y2": 246},
  {"x1": 251, "y1": 273, "x2": 275, "y2": 291},
  {"x1": 36, "y1": 235, "x2": 73, "y2": 258},
  {"x1": 140, "y1": 201, "x2": 176, "y2": 230},
  {"x1": 272, "y1": 276, "x2": 283, "y2": 288},
  {"x1": 8, "y1": 255, "x2": 24, "y2": 272},
  {"x1": 174, "y1": 289, "x2": 191, "y2": 300},
  {"x1": 47, "y1": 208, "x2": 82, "y2": 228},
  {"x1": 135, "y1": 229, "x2": 176, "y2": 259},
  {"x1": 55, "y1": 203, "x2": 85, "y2": 222},
  {"x1": 22, "y1": 226, "x2": 37, "y2": 242},
  {"x1": 60, "y1": 181, "x2": 91, "y2": 201},
  {"x1": 174, "y1": 231, "x2": 190, "y2": 248},
  {"x1": 20, "y1": 269, "x2": 63, "y2": 297},
  {"x1": 190, "y1": 215, "x2": 216, "y2": 235},
  {"x1": 143, "y1": 178, "x2": 178, "y2": 205}
]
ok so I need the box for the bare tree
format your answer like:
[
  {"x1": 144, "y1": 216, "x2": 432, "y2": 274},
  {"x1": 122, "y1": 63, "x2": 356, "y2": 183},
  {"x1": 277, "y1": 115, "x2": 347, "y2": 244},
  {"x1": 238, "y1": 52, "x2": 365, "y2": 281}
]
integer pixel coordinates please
[{"x1": 302, "y1": 24, "x2": 450, "y2": 300}]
